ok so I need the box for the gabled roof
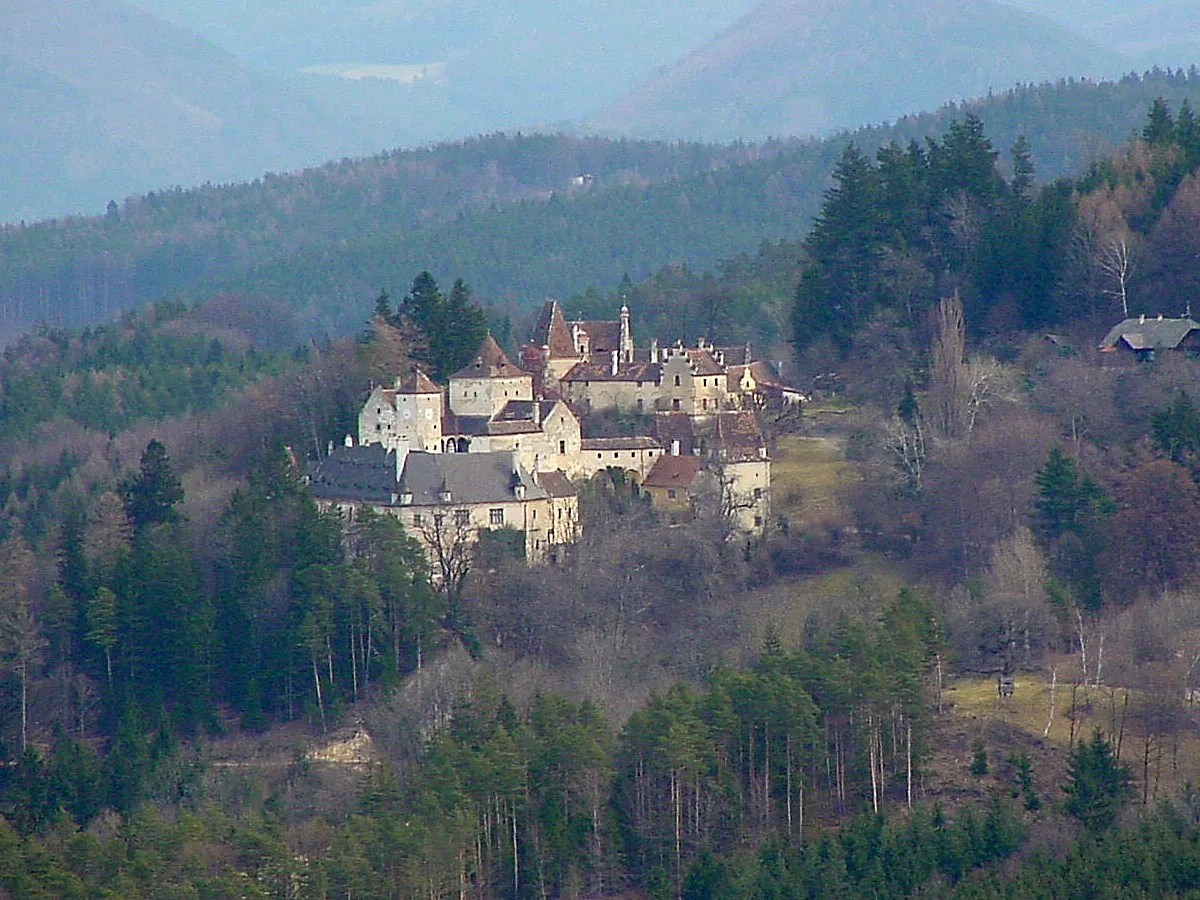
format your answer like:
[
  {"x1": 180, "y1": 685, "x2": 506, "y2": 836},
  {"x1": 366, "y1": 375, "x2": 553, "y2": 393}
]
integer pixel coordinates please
[
  {"x1": 642, "y1": 454, "x2": 702, "y2": 490},
  {"x1": 1100, "y1": 316, "x2": 1200, "y2": 352},
  {"x1": 572, "y1": 320, "x2": 622, "y2": 351},
  {"x1": 714, "y1": 410, "x2": 768, "y2": 462},
  {"x1": 401, "y1": 452, "x2": 548, "y2": 505},
  {"x1": 397, "y1": 366, "x2": 441, "y2": 394},
  {"x1": 308, "y1": 444, "x2": 398, "y2": 504},
  {"x1": 686, "y1": 348, "x2": 726, "y2": 376},
  {"x1": 451, "y1": 334, "x2": 528, "y2": 379},
  {"x1": 531, "y1": 300, "x2": 578, "y2": 358},
  {"x1": 728, "y1": 360, "x2": 789, "y2": 389}
]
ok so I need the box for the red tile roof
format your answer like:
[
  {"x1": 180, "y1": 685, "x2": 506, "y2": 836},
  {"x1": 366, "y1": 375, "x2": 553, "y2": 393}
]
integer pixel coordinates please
[
  {"x1": 642, "y1": 454, "x2": 702, "y2": 489},
  {"x1": 397, "y1": 366, "x2": 441, "y2": 394},
  {"x1": 531, "y1": 300, "x2": 578, "y2": 358},
  {"x1": 451, "y1": 334, "x2": 528, "y2": 379}
]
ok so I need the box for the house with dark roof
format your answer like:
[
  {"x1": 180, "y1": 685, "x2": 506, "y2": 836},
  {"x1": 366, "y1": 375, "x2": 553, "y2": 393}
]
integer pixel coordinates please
[
  {"x1": 308, "y1": 444, "x2": 578, "y2": 566},
  {"x1": 1099, "y1": 315, "x2": 1200, "y2": 360}
]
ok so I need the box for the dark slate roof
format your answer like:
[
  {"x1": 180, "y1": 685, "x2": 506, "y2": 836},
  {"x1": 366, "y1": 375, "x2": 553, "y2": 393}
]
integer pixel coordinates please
[
  {"x1": 643, "y1": 455, "x2": 702, "y2": 489},
  {"x1": 581, "y1": 437, "x2": 662, "y2": 451},
  {"x1": 1100, "y1": 316, "x2": 1200, "y2": 351},
  {"x1": 571, "y1": 319, "x2": 622, "y2": 351},
  {"x1": 308, "y1": 444, "x2": 398, "y2": 504},
  {"x1": 401, "y1": 452, "x2": 548, "y2": 505},
  {"x1": 492, "y1": 400, "x2": 557, "y2": 422}
]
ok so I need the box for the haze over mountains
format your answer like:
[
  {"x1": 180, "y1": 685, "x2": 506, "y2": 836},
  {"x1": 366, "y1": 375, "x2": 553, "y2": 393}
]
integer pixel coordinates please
[
  {"x1": 0, "y1": 0, "x2": 373, "y2": 222},
  {"x1": 5, "y1": 0, "x2": 1199, "y2": 222},
  {"x1": 586, "y1": 0, "x2": 1126, "y2": 141}
]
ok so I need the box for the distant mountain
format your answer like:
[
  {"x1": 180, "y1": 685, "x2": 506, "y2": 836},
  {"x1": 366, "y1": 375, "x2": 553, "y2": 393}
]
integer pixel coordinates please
[
  {"x1": 126, "y1": 0, "x2": 757, "y2": 144},
  {"x1": 585, "y1": 0, "x2": 1127, "y2": 142},
  {"x1": 3, "y1": 70, "x2": 1196, "y2": 346},
  {"x1": 1006, "y1": 0, "x2": 1200, "y2": 69},
  {"x1": 0, "y1": 0, "x2": 369, "y2": 221}
]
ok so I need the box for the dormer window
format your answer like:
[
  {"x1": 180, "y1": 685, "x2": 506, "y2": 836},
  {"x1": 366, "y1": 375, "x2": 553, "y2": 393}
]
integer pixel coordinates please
[{"x1": 674, "y1": 375, "x2": 681, "y2": 387}]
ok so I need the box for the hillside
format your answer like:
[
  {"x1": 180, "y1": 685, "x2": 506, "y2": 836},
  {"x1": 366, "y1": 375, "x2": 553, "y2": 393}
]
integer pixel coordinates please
[
  {"x1": 1008, "y1": 0, "x2": 1200, "y2": 69},
  {"x1": 3, "y1": 71, "x2": 1198, "y2": 345},
  {"x1": 585, "y1": 0, "x2": 1126, "y2": 142},
  {"x1": 0, "y1": 0, "x2": 367, "y2": 222},
  {"x1": 127, "y1": 0, "x2": 757, "y2": 146}
]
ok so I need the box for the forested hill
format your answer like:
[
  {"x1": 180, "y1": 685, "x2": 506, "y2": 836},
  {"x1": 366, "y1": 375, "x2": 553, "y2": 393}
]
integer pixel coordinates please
[{"x1": 4, "y1": 69, "x2": 1200, "y2": 343}]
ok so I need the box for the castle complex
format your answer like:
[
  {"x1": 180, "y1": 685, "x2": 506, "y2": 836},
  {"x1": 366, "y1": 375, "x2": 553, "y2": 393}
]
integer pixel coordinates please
[{"x1": 309, "y1": 303, "x2": 796, "y2": 565}]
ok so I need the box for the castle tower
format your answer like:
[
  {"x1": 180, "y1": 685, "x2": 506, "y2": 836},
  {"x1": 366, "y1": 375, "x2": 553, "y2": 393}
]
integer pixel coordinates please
[
  {"x1": 394, "y1": 366, "x2": 444, "y2": 453},
  {"x1": 449, "y1": 334, "x2": 533, "y2": 418}
]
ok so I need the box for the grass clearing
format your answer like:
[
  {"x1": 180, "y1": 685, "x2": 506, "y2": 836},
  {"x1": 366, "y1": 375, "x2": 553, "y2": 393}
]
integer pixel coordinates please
[
  {"x1": 947, "y1": 671, "x2": 1200, "y2": 799},
  {"x1": 772, "y1": 434, "x2": 856, "y2": 525}
]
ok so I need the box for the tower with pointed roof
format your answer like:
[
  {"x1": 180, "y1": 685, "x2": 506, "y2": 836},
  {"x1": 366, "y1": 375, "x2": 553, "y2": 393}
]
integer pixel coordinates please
[
  {"x1": 359, "y1": 365, "x2": 446, "y2": 453},
  {"x1": 449, "y1": 334, "x2": 533, "y2": 418}
]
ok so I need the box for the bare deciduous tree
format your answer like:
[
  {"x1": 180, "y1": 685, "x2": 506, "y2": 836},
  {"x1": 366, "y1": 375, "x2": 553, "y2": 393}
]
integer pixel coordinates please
[{"x1": 929, "y1": 292, "x2": 967, "y2": 440}]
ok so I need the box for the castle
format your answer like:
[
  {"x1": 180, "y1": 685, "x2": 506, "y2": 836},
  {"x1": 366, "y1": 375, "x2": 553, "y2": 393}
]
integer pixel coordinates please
[{"x1": 309, "y1": 304, "x2": 791, "y2": 565}]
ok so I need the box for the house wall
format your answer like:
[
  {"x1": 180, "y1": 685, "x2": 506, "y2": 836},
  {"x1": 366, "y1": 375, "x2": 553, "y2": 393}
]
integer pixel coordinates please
[
  {"x1": 359, "y1": 388, "x2": 443, "y2": 452},
  {"x1": 316, "y1": 495, "x2": 560, "y2": 565},
  {"x1": 449, "y1": 373, "x2": 533, "y2": 418},
  {"x1": 723, "y1": 459, "x2": 771, "y2": 534},
  {"x1": 576, "y1": 445, "x2": 663, "y2": 481},
  {"x1": 643, "y1": 483, "x2": 694, "y2": 525}
]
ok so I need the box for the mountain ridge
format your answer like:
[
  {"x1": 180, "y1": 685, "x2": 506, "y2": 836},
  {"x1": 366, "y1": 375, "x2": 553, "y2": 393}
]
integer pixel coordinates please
[
  {"x1": 585, "y1": 0, "x2": 1128, "y2": 142},
  {"x1": 0, "y1": 0, "x2": 369, "y2": 222}
]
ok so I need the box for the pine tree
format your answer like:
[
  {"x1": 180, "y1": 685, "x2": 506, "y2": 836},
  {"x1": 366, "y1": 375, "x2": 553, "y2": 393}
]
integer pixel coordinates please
[
  {"x1": 1143, "y1": 97, "x2": 1176, "y2": 145},
  {"x1": 122, "y1": 440, "x2": 183, "y2": 531},
  {"x1": 1063, "y1": 730, "x2": 1132, "y2": 831}
]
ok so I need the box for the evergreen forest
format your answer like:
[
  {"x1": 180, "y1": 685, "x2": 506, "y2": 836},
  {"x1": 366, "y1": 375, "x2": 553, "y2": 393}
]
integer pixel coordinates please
[{"x1": 8, "y1": 94, "x2": 1200, "y2": 899}]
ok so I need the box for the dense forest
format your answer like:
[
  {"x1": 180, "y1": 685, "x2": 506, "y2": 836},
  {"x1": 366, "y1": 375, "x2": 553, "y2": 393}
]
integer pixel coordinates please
[
  {"x1": 4, "y1": 70, "x2": 1200, "y2": 345},
  {"x1": 7, "y1": 99, "x2": 1200, "y2": 898}
]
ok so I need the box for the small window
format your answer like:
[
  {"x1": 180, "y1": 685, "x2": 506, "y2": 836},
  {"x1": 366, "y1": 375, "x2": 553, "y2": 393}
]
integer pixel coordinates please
[
  {"x1": 754, "y1": 516, "x2": 763, "y2": 528},
  {"x1": 614, "y1": 452, "x2": 619, "y2": 459},
  {"x1": 637, "y1": 381, "x2": 643, "y2": 388},
  {"x1": 559, "y1": 440, "x2": 566, "y2": 454},
  {"x1": 754, "y1": 488, "x2": 763, "y2": 500},
  {"x1": 702, "y1": 399, "x2": 708, "y2": 409},
  {"x1": 455, "y1": 509, "x2": 470, "y2": 527},
  {"x1": 637, "y1": 399, "x2": 644, "y2": 412},
  {"x1": 672, "y1": 399, "x2": 681, "y2": 411},
  {"x1": 631, "y1": 452, "x2": 636, "y2": 458},
  {"x1": 674, "y1": 375, "x2": 681, "y2": 387},
  {"x1": 668, "y1": 489, "x2": 677, "y2": 500},
  {"x1": 557, "y1": 508, "x2": 563, "y2": 519},
  {"x1": 433, "y1": 513, "x2": 444, "y2": 528},
  {"x1": 489, "y1": 508, "x2": 504, "y2": 525},
  {"x1": 413, "y1": 513, "x2": 424, "y2": 527},
  {"x1": 376, "y1": 423, "x2": 381, "y2": 431},
  {"x1": 703, "y1": 379, "x2": 707, "y2": 387}
]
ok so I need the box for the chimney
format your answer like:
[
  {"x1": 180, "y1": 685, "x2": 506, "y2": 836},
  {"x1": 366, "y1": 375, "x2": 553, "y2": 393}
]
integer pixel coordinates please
[
  {"x1": 344, "y1": 434, "x2": 354, "y2": 448},
  {"x1": 532, "y1": 401, "x2": 541, "y2": 425},
  {"x1": 1140, "y1": 314, "x2": 1146, "y2": 324},
  {"x1": 651, "y1": 338, "x2": 659, "y2": 363},
  {"x1": 1158, "y1": 313, "x2": 1164, "y2": 321},
  {"x1": 671, "y1": 439, "x2": 681, "y2": 457},
  {"x1": 744, "y1": 343, "x2": 752, "y2": 364},
  {"x1": 611, "y1": 349, "x2": 619, "y2": 376},
  {"x1": 395, "y1": 439, "x2": 411, "y2": 482}
]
